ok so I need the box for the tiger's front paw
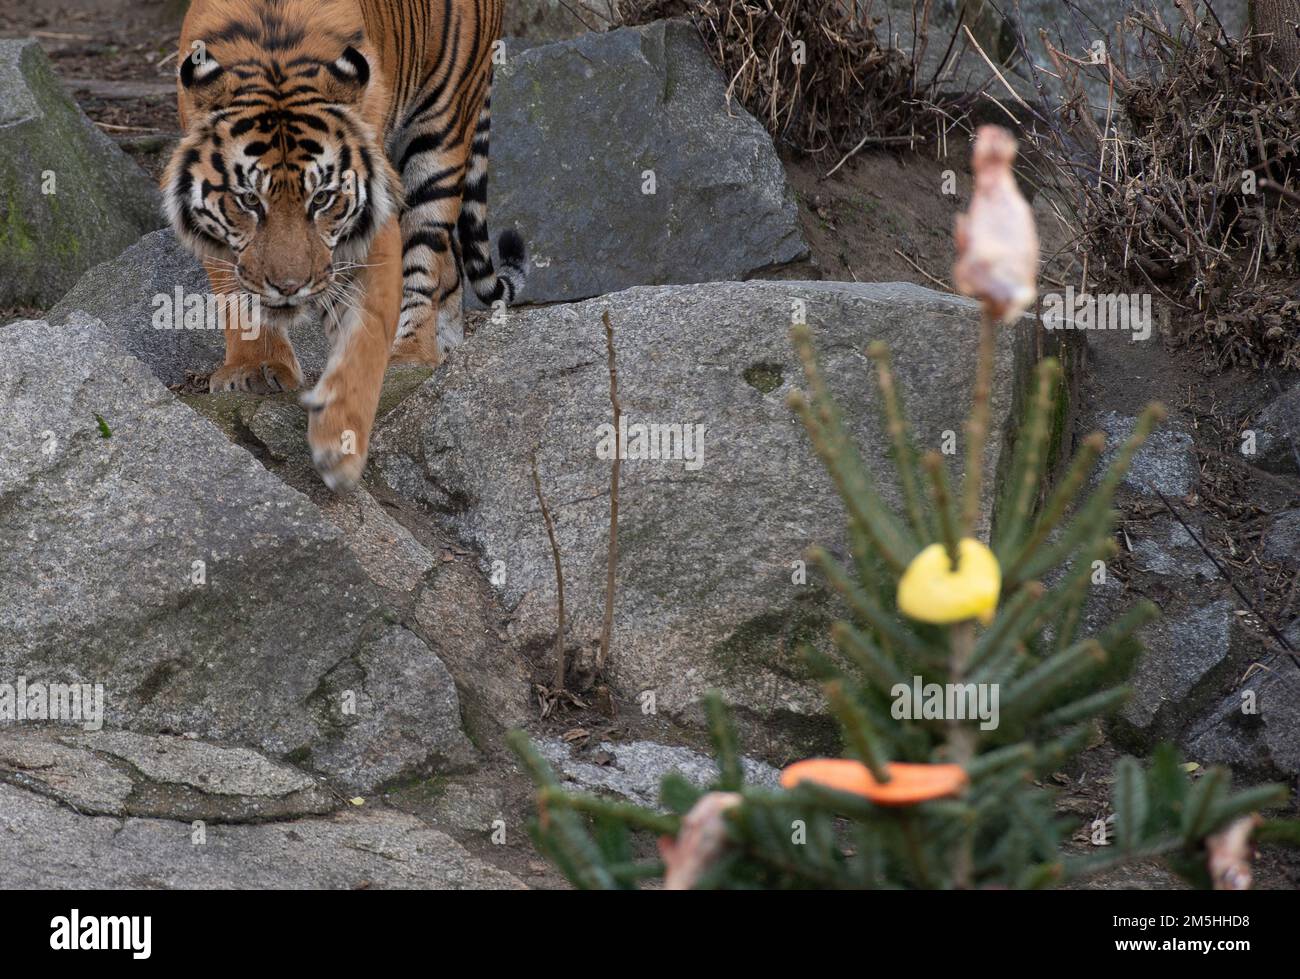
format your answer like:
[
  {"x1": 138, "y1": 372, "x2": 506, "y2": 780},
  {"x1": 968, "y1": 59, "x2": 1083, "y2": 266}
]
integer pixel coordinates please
[
  {"x1": 302, "y1": 384, "x2": 369, "y2": 494},
  {"x1": 210, "y1": 361, "x2": 303, "y2": 394}
]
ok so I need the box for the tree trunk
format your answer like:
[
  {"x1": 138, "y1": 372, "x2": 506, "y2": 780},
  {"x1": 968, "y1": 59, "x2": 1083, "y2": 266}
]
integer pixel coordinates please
[{"x1": 1251, "y1": 0, "x2": 1300, "y2": 83}]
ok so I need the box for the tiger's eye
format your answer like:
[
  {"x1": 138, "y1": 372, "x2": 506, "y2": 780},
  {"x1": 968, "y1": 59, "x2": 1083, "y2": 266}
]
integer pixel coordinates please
[{"x1": 238, "y1": 191, "x2": 260, "y2": 210}]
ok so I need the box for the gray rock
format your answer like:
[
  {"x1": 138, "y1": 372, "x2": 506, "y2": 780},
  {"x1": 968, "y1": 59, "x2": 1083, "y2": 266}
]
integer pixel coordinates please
[
  {"x1": 0, "y1": 318, "x2": 473, "y2": 791},
  {"x1": 1249, "y1": 383, "x2": 1300, "y2": 476},
  {"x1": 176, "y1": 387, "x2": 534, "y2": 743},
  {"x1": 0, "y1": 782, "x2": 524, "y2": 889},
  {"x1": 428, "y1": 779, "x2": 508, "y2": 834},
  {"x1": 307, "y1": 627, "x2": 472, "y2": 789},
  {"x1": 0, "y1": 728, "x2": 335, "y2": 822},
  {"x1": 1183, "y1": 666, "x2": 1300, "y2": 779},
  {"x1": 0, "y1": 39, "x2": 163, "y2": 307},
  {"x1": 535, "y1": 738, "x2": 780, "y2": 808},
  {"x1": 414, "y1": 562, "x2": 534, "y2": 737},
  {"x1": 200, "y1": 395, "x2": 440, "y2": 595},
  {"x1": 1084, "y1": 574, "x2": 1246, "y2": 749},
  {"x1": 490, "y1": 21, "x2": 806, "y2": 304},
  {"x1": 319, "y1": 485, "x2": 438, "y2": 596},
  {"x1": 373, "y1": 280, "x2": 1042, "y2": 739},
  {"x1": 0, "y1": 729, "x2": 134, "y2": 817},
  {"x1": 1129, "y1": 517, "x2": 1217, "y2": 580},
  {"x1": 48, "y1": 229, "x2": 334, "y2": 388},
  {"x1": 242, "y1": 395, "x2": 309, "y2": 462},
  {"x1": 1262, "y1": 509, "x2": 1300, "y2": 567},
  {"x1": 884, "y1": 2, "x2": 1248, "y2": 108},
  {"x1": 1116, "y1": 596, "x2": 1239, "y2": 744},
  {"x1": 1097, "y1": 410, "x2": 1197, "y2": 498}
]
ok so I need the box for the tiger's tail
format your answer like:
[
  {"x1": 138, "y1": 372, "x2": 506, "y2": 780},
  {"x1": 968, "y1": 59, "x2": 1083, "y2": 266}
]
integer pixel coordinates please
[{"x1": 458, "y1": 86, "x2": 526, "y2": 305}]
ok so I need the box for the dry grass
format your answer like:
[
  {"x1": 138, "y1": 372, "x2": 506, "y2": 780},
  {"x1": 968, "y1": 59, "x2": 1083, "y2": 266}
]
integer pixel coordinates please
[
  {"x1": 620, "y1": 0, "x2": 942, "y2": 157},
  {"x1": 1022, "y1": 1, "x2": 1300, "y2": 369}
]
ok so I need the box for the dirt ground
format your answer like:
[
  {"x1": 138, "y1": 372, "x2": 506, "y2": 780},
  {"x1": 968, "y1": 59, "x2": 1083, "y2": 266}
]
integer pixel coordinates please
[{"x1": 4, "y1": 0, "x2": 1297, "y2": 889}]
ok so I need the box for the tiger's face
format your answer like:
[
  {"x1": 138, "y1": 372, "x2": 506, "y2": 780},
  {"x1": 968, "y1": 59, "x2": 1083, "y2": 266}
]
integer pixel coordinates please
[{"x1": 163, "y1": 44, "x2": 399, "y2": 309}]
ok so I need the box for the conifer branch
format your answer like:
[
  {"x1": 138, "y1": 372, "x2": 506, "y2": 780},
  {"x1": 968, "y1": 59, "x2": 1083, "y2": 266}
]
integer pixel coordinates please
[{"x1": 530, "y1": 449, "x2": 567, "y2": 692}]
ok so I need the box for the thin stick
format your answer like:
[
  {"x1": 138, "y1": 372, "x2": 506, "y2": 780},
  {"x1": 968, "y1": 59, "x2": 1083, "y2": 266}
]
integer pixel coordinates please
[
  {"x1": 921, "y1": 5, "x2": 966, "y2": 91},
  {"x1": 824, "y1": 134, "x2": 919, "y2": 179},
  {"x1": 893, "y1": 248, "x2": 952, "y2": 291},
  {"x1": 94, "y1": 122, "x2": 160, "y2": 133},
  {"x1": 531, "y1": 449, "x2": 567, "y2": 691},
  {"x1": 597, "y1": 310, "x2": 621, "y2": 675},
  {"x1": 962, "y1": 24, "x2": 1034, "y2": 112}
]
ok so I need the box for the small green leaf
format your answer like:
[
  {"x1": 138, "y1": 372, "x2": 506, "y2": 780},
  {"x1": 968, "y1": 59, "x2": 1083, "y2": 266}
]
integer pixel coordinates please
[{"x1": 94, "y1": 414, "x2": 112, "y2": 438}]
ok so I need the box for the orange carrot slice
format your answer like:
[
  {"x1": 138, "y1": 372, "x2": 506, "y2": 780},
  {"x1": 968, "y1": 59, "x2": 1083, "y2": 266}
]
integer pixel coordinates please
[{"x1": 781, "y1": 759, "x2": 969, "y2": 806}]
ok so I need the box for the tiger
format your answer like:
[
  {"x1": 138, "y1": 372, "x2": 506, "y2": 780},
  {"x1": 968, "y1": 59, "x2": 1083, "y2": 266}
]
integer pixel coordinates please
[{"x1": 163, "y1": 0, "x2": 526, "y2": 492}]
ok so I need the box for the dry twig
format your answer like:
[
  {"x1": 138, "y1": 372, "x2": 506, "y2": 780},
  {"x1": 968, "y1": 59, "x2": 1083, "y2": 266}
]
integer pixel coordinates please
[
  {"x1": 597, "y1": 310, "x2": 621, "y2": 675},
  {"x1": 620, "y1": 0, "x2": 940, "y2": 156},
  {"x1": 1022, "y1": 2, "x2": 1300, "y2": 368},
  {"x1": 530, "y1": 449, "x2": 567, "y2": 692}
]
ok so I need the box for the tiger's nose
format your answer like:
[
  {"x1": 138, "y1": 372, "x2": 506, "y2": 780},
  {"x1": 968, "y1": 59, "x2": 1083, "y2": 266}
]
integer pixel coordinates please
[{"x1": 267, "y1": 276, "x2": 306, "y2": 296}]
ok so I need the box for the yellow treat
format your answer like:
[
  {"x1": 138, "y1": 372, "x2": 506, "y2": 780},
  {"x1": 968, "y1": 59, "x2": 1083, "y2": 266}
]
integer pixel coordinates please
[{"x1": 897, "y1": 538, "x2": 1001, "y2": 625}]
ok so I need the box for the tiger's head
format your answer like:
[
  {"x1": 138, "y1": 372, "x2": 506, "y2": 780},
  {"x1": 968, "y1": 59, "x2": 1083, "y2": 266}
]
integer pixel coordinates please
[{"x1": 163, "y1": 43, "x2": 400, "y2": 308}]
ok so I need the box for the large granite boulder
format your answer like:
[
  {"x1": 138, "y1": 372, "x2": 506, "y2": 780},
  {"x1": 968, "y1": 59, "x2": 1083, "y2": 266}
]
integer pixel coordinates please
[
  {"x1": 175, "y1": 384, "x2": 537, "y2": 743},
  {"x1": 373, "y1": 280, "x2": 1047, "y2": 744},
  {"x1": 490, "y1": 20, "x2": 807, "y2": 304},
  {"x1": 0, "y1": 317, "x2": 473, "y2": 791},
  {"x1": 0, "y1": 39, "x2": 163, "y2": 308}
]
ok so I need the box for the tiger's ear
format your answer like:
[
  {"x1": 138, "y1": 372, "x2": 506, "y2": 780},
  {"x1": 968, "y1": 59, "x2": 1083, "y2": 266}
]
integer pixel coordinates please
[
  {"x1": 324, "y1": 46, "x2": 371, "y2": 103},
  {"x1": 178, "y1": 45, "x2": 230, "y2": 111}
]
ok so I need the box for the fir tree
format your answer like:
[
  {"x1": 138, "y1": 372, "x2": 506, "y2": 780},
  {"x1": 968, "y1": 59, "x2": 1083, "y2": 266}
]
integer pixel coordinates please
[{"x1": 510, "y1": 127, "x2": 1300, "y2": 890}]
